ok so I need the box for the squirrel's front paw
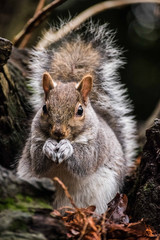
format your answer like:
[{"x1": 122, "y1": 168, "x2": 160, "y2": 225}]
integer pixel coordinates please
[
  {"x1": 56, "y1": 139, "x2": 73, "y2": 164},
  {"x1": 43, "y1": 139, "x2": 57, "y2": 162}
]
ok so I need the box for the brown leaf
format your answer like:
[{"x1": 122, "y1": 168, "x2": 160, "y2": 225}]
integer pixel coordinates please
[
  {"x1": 145, "y1": 226, "x2": 156, "y2": 237},
  {"x1": 84, "y1": 205, "x2": 96, "y2": 214},
  {"x1": 50, "y1": 209, "x2": 62, "y2": 217},
  {"x1": 106, "y1": 193, "x2": 129, "y2": 224},
  {"x1": 50, "y1": 178, "x2": 159, "y2": 239}
]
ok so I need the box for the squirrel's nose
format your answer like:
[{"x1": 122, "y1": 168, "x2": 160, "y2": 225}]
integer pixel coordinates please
[
  {"x1": 51, "y1": 125, "x2": 66, "y2": 140},
  {"x1": 54, "y1": 129, "x2": 65, "y2": 139}
]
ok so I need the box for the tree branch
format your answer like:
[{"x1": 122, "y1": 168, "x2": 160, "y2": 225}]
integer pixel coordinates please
[
  {"x1": 37, "y1": 0, "x2": 160, "y2": 48},
  {"x1": 13, "y1": 0, "x2": 68, "y2": 48},
  {"x1": 18, "y1": 0, "x2": 46, "y2": 48},
  {"x1": 138, "y1": 100, "x2": 160, "y2": 146},
  {"x1": 34, "y1": 0, "x2": 46, "y2": 17}
]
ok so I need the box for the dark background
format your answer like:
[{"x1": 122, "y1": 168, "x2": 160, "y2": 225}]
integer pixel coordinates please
[{"x1": 0, "y1": 0, "x2": 160, "y2": 122}]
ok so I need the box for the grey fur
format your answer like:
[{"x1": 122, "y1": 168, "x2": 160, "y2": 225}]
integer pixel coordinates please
[
  {"x1": 17, "y1": 20, "x2": 137, "y2": 213},
  {"x1": 18, "y1": 103, "x2": 126, "y2": 213},
  {"x1": 28, "y1": 21, "x2": 137, "y2": 165}
]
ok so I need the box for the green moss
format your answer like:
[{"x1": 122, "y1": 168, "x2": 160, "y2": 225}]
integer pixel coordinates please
[
  {"x1": 0, "y1": 198, "x2": 16, "y2": 211},
  {"x1": 16, "y1": 194, "x2": 33, "y2": 203},
  {"x1": 0, "y1": 194, "x2": 52, "y2": 212},
  {"x1": 143, "y1": 181, "x2": 155, "y2": 193},
  {"x1": 16, "y1": 194, "x2": 52, "y2": 210}
]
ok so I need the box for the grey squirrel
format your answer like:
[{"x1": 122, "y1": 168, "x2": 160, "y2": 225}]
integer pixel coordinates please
[{"x1": 17, "y1": 21, "x2": 137, "y2": 214}]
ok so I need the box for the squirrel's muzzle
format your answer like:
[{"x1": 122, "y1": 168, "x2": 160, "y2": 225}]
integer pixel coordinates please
[{"x1": 50, "y1": 124, "x2": 68, "y2": 140}]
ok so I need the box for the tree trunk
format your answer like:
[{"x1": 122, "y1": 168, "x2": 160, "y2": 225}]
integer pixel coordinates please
[
  {"x1": 0, "y1": 37, "x2": 31, "y2": 169},
  {"x1": 132, "y1": 119, "x2": 160, "y2": 232}
]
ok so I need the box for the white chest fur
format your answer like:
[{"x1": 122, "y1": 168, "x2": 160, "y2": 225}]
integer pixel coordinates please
[{"x1": 49, "y1": 165, "x2": 119, "y2": 214}]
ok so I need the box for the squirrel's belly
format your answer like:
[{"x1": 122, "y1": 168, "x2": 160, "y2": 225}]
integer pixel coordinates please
[{"x1": 52, "y1": 166, "x2": 119, "y2": 214}]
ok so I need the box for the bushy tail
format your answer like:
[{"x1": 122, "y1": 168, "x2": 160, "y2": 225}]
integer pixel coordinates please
[{"x1": 29, "y1": 20, "x2": 137, "y2": 167}]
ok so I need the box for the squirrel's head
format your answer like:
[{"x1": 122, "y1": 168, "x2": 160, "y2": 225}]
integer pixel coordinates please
[{"x1": 40, "y1": 72, "x2": 93, "y2": 141}]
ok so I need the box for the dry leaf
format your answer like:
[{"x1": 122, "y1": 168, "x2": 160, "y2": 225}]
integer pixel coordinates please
[
  {"x1": 50, "y1": 177, "x2": 159, "y2": 239},
  {"x1": 106, "y1": 193, "x2": 129, "y2": 224}
]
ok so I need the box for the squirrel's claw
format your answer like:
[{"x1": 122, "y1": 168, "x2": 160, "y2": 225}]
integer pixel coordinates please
[
  {"x1": 43, "y1": 139, "x2": 57, "y2": 162},
  {"x1": 56, "y1": 139, "x2": 73, "y2": 163}
]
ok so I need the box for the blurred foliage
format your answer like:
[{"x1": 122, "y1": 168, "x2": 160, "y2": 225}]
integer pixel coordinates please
[{"x1": 0, "y1": 0, "x2": 160, "y2": 121}]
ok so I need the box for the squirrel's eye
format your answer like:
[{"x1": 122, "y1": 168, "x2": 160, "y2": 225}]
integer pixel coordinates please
[
  {"x1": 76, "y1": 105, "x2": 83, "y2": 116},
  {"x1": 42, "y1": 104, "x2": 48, "y2": 114}
]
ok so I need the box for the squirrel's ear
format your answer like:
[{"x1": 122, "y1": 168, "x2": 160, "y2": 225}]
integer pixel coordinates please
[
  {"x1": 76, "y1": 75, "x2": 93, "y2": 104},
  {"x1": 43, "y1": 72, "x2": 57, "y2": 100}
]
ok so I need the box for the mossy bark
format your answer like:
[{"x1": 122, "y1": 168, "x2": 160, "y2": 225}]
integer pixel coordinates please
[{"x1": 0, "y1": 166, "x2": 67, "y2": 240}]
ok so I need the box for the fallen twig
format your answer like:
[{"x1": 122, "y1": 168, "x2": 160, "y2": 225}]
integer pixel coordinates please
[
  {"x1": 50, "y1": 185, "x2": 159, "y2": 239},
  {"x1": 53, "y1": 176, "x2": 78, "y2": 210}
]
